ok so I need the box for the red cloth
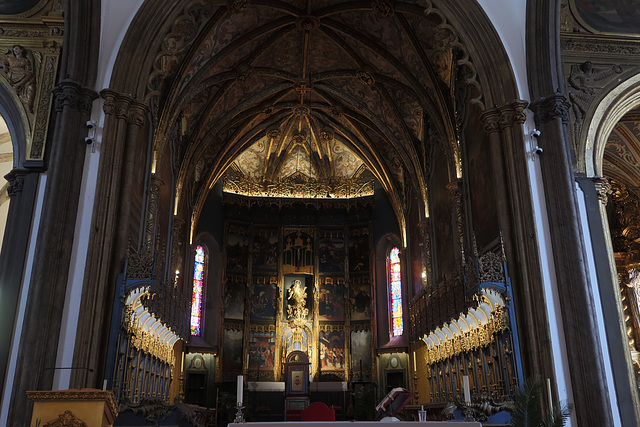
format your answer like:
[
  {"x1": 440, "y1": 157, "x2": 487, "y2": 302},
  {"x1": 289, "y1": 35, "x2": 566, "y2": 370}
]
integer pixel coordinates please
[{"x1": 302, "y1": 402, "x2": 335, "y2": 421}]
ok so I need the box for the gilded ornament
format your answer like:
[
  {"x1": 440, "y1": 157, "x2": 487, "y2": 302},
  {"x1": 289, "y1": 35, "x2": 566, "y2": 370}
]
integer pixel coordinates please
[{"x1": 42, "y1": 410, "x2": 87, "y2": 427}]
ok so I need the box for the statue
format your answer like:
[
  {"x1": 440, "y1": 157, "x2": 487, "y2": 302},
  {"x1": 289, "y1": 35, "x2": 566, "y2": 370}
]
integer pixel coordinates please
[
  {"x1": 287, "y1": 279, "x2": 309, "y2": 323},
  {"x1": 1, "y1": 45, "x2": 36, "y2": 113}
]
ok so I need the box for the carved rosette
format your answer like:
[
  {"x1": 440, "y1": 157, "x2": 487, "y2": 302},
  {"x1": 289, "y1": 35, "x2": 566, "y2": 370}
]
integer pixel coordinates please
[{"x1": 529, "y1": 94, "x2": 571, "y2": 126}]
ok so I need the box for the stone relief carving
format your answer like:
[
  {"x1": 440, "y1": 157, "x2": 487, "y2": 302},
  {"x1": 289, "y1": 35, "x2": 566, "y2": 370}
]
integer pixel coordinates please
[
  {"x1": 1, "y1": 45, "x2": 35, "y2": 112},
  {"x1": 567, "y1": 61, "x2": 622, "y2": 121}
]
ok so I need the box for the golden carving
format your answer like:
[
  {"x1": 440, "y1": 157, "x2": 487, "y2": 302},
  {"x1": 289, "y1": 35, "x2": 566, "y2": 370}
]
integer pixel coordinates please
[
  {"x1": 423, "y1": 309, "x2": 508, "y2": 364},
  {"x1": 42, "y1": 410, "x2": 86, "y2": 427},
  {"x1": 27, "y1": 390, "x2": 119, "y2": 422},
  {"x1": 223, "y1": 174, "x2": 374, "y2": 199}
]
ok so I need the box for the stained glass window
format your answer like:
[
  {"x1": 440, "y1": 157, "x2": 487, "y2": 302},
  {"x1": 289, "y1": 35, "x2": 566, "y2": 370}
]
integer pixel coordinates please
[
  {"x1": 389, "y1": 247, "x2": 403, "y2": 337},
  {"x1": 191, "y1": 245, "x2": 205, "y2": 336}
]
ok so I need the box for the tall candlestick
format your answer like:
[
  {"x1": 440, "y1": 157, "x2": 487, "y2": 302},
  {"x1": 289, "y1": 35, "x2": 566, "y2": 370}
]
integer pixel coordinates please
[
  {"x1": 463, "y1": 375, "x2": 471, "y2": 405},
  {"x1": 237, "y1": 375, "x2": 244, "y2": 405}
]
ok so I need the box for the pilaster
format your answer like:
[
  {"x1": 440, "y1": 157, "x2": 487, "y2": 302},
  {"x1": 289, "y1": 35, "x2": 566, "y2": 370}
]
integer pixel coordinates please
[{"x1": 0, "y1": 168, "x2": 40, "y2": 403}]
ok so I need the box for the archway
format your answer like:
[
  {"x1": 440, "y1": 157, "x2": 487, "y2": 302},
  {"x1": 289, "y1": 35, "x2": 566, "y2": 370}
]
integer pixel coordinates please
[{"x1": 87, "y1": 0, "x2": 532, "y2": 422}]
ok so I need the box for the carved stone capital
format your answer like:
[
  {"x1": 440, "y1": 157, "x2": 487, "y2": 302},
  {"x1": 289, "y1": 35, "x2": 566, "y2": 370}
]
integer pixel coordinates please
[
  {"x1": 529, "y1": 94, "x2": 571, "y2": 126},
  {"x1": 497, "y1": 100, "x2": 528, "y2": 128},
  {"x1": 4, "y1": 168, "x2": 30, "y2": 198},
  {"x1": 100, "y1": 89, "x2": 150, "y2": 126},
  {"x1": 480, "y1": 109, "x2": 501, "y2": 134},
  {"x1": 593, "y1": 177, "x2": 612, "y2": 206},
  {"x1": 52, "y1": 80, "x2": 98, "y2": 114}
]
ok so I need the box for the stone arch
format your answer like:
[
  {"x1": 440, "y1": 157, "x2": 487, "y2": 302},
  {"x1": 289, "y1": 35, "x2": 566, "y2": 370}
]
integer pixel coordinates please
[
  {"x1": 0, "y1": 81, "x2": 28, "y2": 168},
  {"x1": 586, "y1": 72, "x2": 640, "y2": 178}
]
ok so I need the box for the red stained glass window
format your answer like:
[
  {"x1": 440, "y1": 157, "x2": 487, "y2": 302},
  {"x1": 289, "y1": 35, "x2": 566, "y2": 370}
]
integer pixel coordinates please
[
  {"x1": 389, "y1": 247, "x2": 403, "y2": 337},
  {"x1": 191, "y1": 245, "x2": 205, "y2": 336}
]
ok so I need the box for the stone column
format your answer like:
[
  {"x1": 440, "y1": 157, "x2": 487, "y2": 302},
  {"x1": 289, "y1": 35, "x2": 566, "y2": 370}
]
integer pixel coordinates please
[
  {"x1": 0, "y1": 168, "x2": 40, "y2": 401},
  {"x1": 576, "y1": 175, "x2": 640, "y2": 423},
  {"x1": 7, "y1": 80, "x2": 97, "y2": 425},
  {"x1": 71, "y1": 90, "x2": 150, "y2": 391},
  {"x1": 480, "y1": 103, "x2": 554, "y2": 391},
  {"x1": 529, "y1": 94, "x2": 613, "y2": 426}
]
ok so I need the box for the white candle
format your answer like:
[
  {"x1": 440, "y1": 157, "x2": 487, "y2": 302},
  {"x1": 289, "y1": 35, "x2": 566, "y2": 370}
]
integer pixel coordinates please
[
  {"x1": 237, "y1": 375, "x2": 244, "y2": 405},
  {"x1": 102, "y1": 379, "x2": 107, "y2": 391},
  {"x1": 463, "y1": 375, "x2": 471, "y2": 405},
  {"x1": 413, "y1": 352, "x2": 417, "y2": 371},
  {"x1": 547, "y1": 378, "x2": 553, "y2": 410}
]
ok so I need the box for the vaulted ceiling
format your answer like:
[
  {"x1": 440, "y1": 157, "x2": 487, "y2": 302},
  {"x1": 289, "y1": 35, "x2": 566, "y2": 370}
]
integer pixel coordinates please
[{"x1": 144, "y1": 0, "x2": 483, "y2": 221}]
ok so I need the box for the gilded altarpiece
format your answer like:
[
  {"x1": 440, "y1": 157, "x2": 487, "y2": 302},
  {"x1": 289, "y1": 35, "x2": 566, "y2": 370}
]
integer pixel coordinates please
[{"x1": 218, "y1": 222, "x2": 375, "y2": 385}]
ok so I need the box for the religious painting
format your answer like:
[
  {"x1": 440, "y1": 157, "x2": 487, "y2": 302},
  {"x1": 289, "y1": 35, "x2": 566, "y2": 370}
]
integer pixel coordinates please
[
  {"x1": 252, "y1": 229, "x2": 279, "y2": 272},
  {"x1": 222, "y1": 328, "x2": 243, "y2": 375},
  {"x1": 318, "y1": 278, "x2": 345, "y2": 321},
  {"x1": 224, "y1": 278, "x2": 245, "y2": 320},
  {"x1": 465, "y1": 117, "x2": 498, "y2": 251},
  {"x1": 350, "y1": 329, "x2": 372, "y2": 378},
  {"x1": 284, "y1": 275, "x2": 313, "y2": 322},
  {"x1": 349, "y1": 228, "x2": 369, "y2": 273},
  {"x1": 572, "y1": 0, "x2": 640, "y2": 35},
  {"x1": 249, "y1": 280, "x2": 277, "y2": 321},
  {"x1": 350, "y1": 277, "x2": 371, "y2": 321},
  {"x1": 283, "y1": 228, "x2": 314, "y2": 274},
  {"x1": 248, "y1": 330, "x2": 276, "y2": 371},
  {"x1": 226, "y1": 224, "x2": 249, "y2": 272},
  {"x1": 320, "y1": 329, "x2": 346, "y2": 371},
  {"x1": 318, "y1": 231, "x2": 345, "y2": 273}
]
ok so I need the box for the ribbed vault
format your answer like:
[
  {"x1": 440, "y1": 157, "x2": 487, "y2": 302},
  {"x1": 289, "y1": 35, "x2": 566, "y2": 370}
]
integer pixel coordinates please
[{"x1": 139, "y1": 0, "x2": 488, "y2": 233}]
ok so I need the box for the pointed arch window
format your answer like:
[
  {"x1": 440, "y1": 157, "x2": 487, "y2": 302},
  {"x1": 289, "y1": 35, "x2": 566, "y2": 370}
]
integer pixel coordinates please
[
  {"x1": 389, "y1": 247, "x2": 403, "y2": 337},
  {"x1": 191, "y1": 245, "x2": 206, "y2": 336}
]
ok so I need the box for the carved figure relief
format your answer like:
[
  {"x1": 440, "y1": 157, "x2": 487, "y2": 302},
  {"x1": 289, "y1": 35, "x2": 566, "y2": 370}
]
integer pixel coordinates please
[
  {"x1": 567, "y1": 61, "x2": 622, "y2": 120},
  {"x1": 1, "y1": 45, "x2": 36, "y2": 112}
]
